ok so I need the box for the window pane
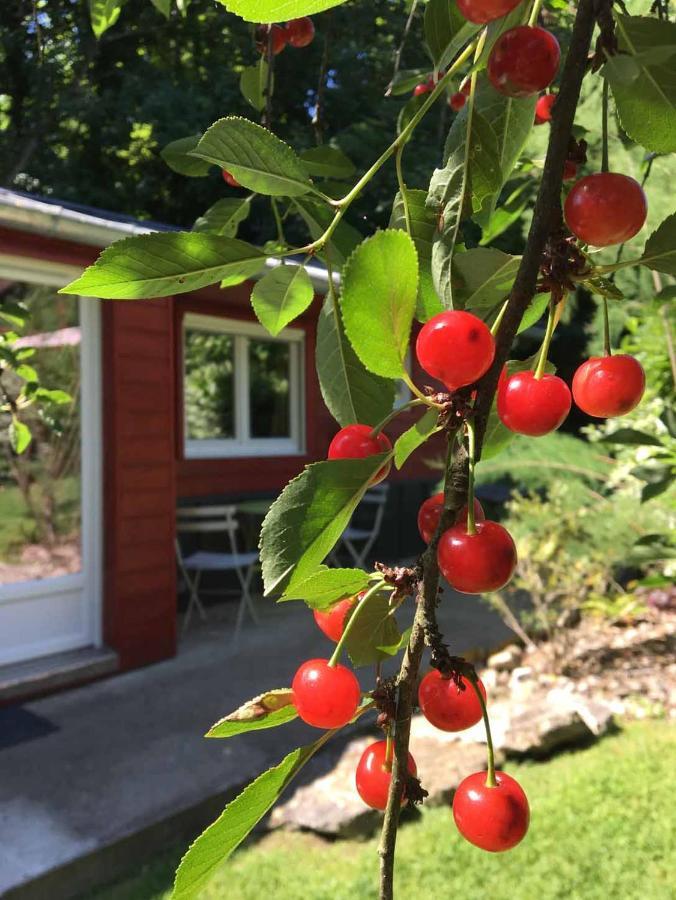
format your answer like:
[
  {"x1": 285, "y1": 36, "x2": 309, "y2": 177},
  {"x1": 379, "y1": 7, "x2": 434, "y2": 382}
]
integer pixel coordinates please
[
  {"x1": 184, "y1": 329, "x2": 235, "y2": 440},
  {"x1": 0, "y1": 283, "x2": 81, "y2": 585},
  {"x1": 249, "y1": 339, "x2": 291, "y2": 438}
]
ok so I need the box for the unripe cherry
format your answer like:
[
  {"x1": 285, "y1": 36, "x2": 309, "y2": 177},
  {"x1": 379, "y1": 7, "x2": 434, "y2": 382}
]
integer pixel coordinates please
[
  {"x1": 292, "y1": 658, "x2": 361, "y2": 729},
  {"x1": 327, "y1": 424, "x2": 392, "y2": 485},
  {"x1": 437, "y1": 521, "x2": 517, "y2": 594},
  {"x1": 285, "y1": 17, "x2": 315, "y2": 48},
  {"x1": 564, "y1": 173, "x2": 647, "y2": 247},
  {"x1": 453, "y1": 771, "x2": 530, "y2": 852},
  {"x1": 355, "y1": 740, "x2": 417, "y2": 810},
  {"x1": 417, "y1": 492, "x2": 485, "y2": 544},
  {"x1": 418, "y1": 672, "x2": 486, "y2": 732},
  {"x1": 488, "y1": 26, "x2": 560, "y2": 98},
  {"x1": 572, "y1": 355, "x2": 646, "y2": 418},
  {"x1": 497, "y1": 370, "x2": 571, "y2": 436},
  {"x1": 457, "y1": 0, "x2": 522, "y2": 24},
  {"x1": 416, "y1": 310, "x2": 495, "y2": 393},
  {"x1": 313, "y1": 595, "x2": 358, "y2": 642}
]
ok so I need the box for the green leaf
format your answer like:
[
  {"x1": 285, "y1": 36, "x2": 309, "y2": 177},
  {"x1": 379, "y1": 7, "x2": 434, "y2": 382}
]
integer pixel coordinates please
[
  {"x1": 214, "y1": 0, "x2": 348, "y2": 22},
  {"x1": 9, "y1": 417, "x2": 31, "y2": 454},
  {"x1": 260, "y1": 454, "x2": 391, "y2": 595},
  {"x1": 34, "y1": 388, "x2": 72, "y2": 405},
  {"x1": 299, "y1": 146, "x2": 356, "y2": 180},
  {"x1": 602, "y1": 428, "x2": 664, "y2": 448},
  {"x1": 394, "y1": 408, "x2": 441, "y2": 469},
  {"x1": 281, "y1": 566, "x2": 369, "y2": 609},
  {"x1": 630, "y1": 533, "x2": 676, "y2": 561},
  {"x1": 377, "y1": 625, "x2": 412, "y2": 656},
  {"x1": 172, "y1": 743, "x2": 321, "y2": 900},
  {"x1": 59, "y1": 233, "x2": 266, "y2": 299},
  {"x1": 192, "y1": 198, "x2": 251, "y2": 237},
  {"x1": 641, "y1": 476, "x2": 674, "y2": 503},
  {"x1": 424, "y1": 0, "x2": 480, "y2": 71},
  {"x1": 292, "y1": 197, "x2": 362, "y2": 267},
  {"x1": 388, "y1": 68, "x2": 433, "y2": 97},
  {"x1": 341, "y1": 230, "x2": 418, "y2": 378},
  {"x1": 88, "y1": 0, "x2": 123, "y2": 38},
  {"x1": 479, "y1": 178, "x2": 531, "y2": 246},
  {"x1": 452, "y1": 247, "x2": 520, "y2": 312},
  {"x1": 583, "y1": 276, "x2": 624, "y2": 300},
  {"x1": 344, "y1": 589, "x2": 401, "y2": 668},
  {"x1": 638, "y1": 213, "x2": 676, "y2": 277},
  {"x1": 389, "y1": 190, "x2": 443, "y2": 321},
  {"x1": 0, "y1": 303, "x2": 29, "y2": 329},
  {"x1": 161, "y1": 136, "x2": 212, "y2": 177},
  {"x1": 240, "y1": 61, "x2": 269, "y2": 112},
  {"x1": 15, "y1": 363, "x2": 38, "y2": 384},
  {"x1": 315, "y1": 294, "x2": 396, "y2": 428},
  {"x1": 517, "y1": 291, "x2": 549, "y2": 334},
  {"x1": 607, "y1": 15, "x2": 676, "y2": 154},
  {"x1": 251, "y1": 265, "x2": 314, "y2": 337},
  {"x1": 149, "y1": 0, "x2": 172, "y2": 17},
  {"x1": 192, "y1": 117, "x2": 313, "y2": 197},
  {"x1": 206, "y1": 690, "x2": 297, "y2": 739}
]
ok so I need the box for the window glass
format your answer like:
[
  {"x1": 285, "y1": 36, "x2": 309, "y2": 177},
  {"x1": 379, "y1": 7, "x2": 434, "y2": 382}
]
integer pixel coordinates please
[
  {"x1": 184, "y1": 329, "x2": 235, "y2": 440},
  {"x1": 249, "y1": 339, "x2": 291, "y2": 438},
  {"x1": 0, "y1": 283, "x2": 81, "y2": 585}
]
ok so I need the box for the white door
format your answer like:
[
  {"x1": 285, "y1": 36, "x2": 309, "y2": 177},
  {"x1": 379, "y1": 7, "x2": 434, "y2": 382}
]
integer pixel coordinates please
[{"x1": 0, "y1": 257, "x2": 102, "y2": 666}]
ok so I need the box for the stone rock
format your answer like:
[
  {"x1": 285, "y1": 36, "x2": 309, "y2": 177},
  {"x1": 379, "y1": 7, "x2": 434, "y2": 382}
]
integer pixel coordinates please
[{"x1": 487, "y1": 644, "x2": 523, "y2": 672}]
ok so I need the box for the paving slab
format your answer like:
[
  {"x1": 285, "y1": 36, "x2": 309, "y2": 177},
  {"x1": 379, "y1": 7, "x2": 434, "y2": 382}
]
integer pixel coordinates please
[{"x1": 0, "y1": 586, "x2": 511, "y2": 899}]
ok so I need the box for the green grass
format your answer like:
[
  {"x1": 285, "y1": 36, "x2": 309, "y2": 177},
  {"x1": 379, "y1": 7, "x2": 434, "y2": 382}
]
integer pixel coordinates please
[{"x1": 86, "y1": 721, "x2": 675, "y2": 900}]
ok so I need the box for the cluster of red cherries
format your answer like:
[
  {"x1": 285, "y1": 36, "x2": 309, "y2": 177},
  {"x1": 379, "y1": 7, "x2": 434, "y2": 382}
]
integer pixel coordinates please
[{"x1": 255, "y1": 16, "x2": 315, "y2": 57}]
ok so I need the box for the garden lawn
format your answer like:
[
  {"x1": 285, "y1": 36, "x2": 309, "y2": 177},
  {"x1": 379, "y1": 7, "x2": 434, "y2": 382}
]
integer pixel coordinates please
[{"x1": 86, "y1": 720, "x2": 675, "y2": 900}]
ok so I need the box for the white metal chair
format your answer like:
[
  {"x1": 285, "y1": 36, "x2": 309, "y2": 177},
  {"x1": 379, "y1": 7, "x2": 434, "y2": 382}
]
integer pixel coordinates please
[
  {"x1": 332, "y1": 484, "x2": 389, "y2": 568},
  {"x1": 176, "y1": 505, "x2": 260, "y2": 638}
]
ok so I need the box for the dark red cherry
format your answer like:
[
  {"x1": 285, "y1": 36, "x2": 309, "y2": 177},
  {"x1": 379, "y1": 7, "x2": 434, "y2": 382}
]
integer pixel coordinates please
[
  {"x1": 255, "y1": 24, "x2": 287, "y2": 55},
  {"x1": 285, "y1": 17, "x2": 315, "y2": 48},
  {"x1": 535, "y1": 93, "x2": 556, "y2": 124},
  {"x1": 292, "y1": 658, "x2": 361, "y2": 729},
  {"x1": 450, "y1": 91, "x2": 466, "y2": 111},
  {"x1": 222, "y1": 170, "x2": 241, "y2": 188},
  {"x1": 416, "y1": 311, "x2": 495, "y2": 392},
  {"x1": 355, "y1": 740, "x2": 417, "y2": 810},
  {"x1": 572, "y1": 355, "x2": 646, "y2": 418},
  {"x1": 457, "y1": 0, "x2": 522, "y2": 24},
  {"x1": 327, "y1": 424, "x2": 392, "y2": 485},
  {"x1": 563, "y1": 160, "x2": 577, "y2": 181},
  {"x1": 564, "y1": 173, "x2": 647, "y2": 247},
  {"x1": 313, "y1": 596, "x2": 358, "y2": 642},
  {"x1": 497, "y1": 370, "x2": 571, "y2": 436},
  {"x1": 488, "y1": 26, "x2": 560, "y2": 98},
  {"x1": 417, "y1": 493, "x2": 485, "y2": 544},
  {"x1": 437, "y1": 521, "x2": 517, "y2": 594},
  {"x1": 453, "y1": 771, "x2": 530, "y2": 852},
  {"x1": 413, "y1": 81, "x2": 432, "y2": 97},
  {"x1": 419, "y1": 672, "x2": 486, "y2": 732}
]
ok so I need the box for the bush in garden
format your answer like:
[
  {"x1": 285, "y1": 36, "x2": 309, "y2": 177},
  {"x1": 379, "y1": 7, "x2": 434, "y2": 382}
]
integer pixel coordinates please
[{"x1": 59, "y1": 0, "x2": 676, "y2": 897}]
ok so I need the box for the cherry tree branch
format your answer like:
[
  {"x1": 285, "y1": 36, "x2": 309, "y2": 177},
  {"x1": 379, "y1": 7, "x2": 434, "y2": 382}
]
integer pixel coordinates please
[{"x1": 377, "y1": 2, "x2": 600, "y2": 897}]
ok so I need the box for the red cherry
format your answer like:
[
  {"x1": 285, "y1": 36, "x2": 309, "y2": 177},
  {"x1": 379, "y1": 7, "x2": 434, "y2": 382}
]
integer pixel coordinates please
[
  {"x1": 417, "y1": 493, "x2": 485, "y2": 544},
  {"x1": 535, "y1": 93, "x2": 556, "y2": 124},
  {"x1": 327, "y1": 424, "x2": 392, "y2": 485},
  {"x1": 450, "y1": 91, "x2": 466, "y2": 111},
  {"x1": 488, "y1": 26, "x2": 560, "y2": 98},
  {"x1": 419, "y1": 672, "x2": 486, "y2": 732},
  {"x1": 453, "y1": 771, "x2": 530, "y2": 852},
  {"x1": 313, "y1": 596, "x2": 358, "y2": 642},
  {"x1": 355, "y1": 740, "x2": 417, "y2": 810},
  {"x1": 285, "y1": 17, "x2": 315, "y2": 48},
  {"x1": 563, "y1": 160, "x2": 577, "y2": 181},
  {"x1": 572, "y1": 355, "x2": 646, "y2": 418},
  {"x1": 497, "y1": 371, "x2": 571, "y2": 436},
  {"x1": 416, "y1": 311, "x2": 496, "y2": 392},
  {"x1": 457, "y1": 0, "x2": 522, "y2": 24},
  {"x1": 564, "y1": 173, "x2": 647, "y2": 247},
  {"x1": 460, "y1": 79, "x2": 471, "y2": 96},
  {"x1": 437, "y1": 521, "x2": 517, "y2": 594},
  {"x1": 255, "y1": 24, "x2": 287, "y2": 55},
  {"x1": 292, "y1": 658, "x2": 361, "y2": 729},
  {"x1": 413, "y1": 82, "x2": 431, "y2": 97},
  {"x1": 222, "y1": 169, "x2": 241, "y2": 188}
]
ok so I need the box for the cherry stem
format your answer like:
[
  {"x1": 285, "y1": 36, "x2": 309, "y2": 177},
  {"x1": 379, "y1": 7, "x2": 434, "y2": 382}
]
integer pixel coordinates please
[
  {"x1": 465, "y1": 419, "x2": 477, "y2": 536},
  {"x1": 401, "y1": 370, "x2": 442, "y2": 406},
  {"x1": 602, "y1": 296, "x2": 612, "y2": 356},
  {"x1": 395, "y1": 145, "x2": 412, "y2": 236},
  {"x1": 469, "y1": 674, "x2": 497, "y2": 788},
  {"x1": 490, "y1": 299, "x2": 509, "y2": 337},
  {"x1": 369, "y1": 398, "x2": 429, "y2": 439},
  {"x1": 533, "y1": 299, "x2": 557, "y2": 380},
  {"x1": 601, "y1": 77, "x2": 610, "y2": 174},
  {"x1": 328, "y1": 581, "x2": 391, "y2": 667},
  {"x1": 528, "y1": 0, "x2": 544, "y2": 27}
]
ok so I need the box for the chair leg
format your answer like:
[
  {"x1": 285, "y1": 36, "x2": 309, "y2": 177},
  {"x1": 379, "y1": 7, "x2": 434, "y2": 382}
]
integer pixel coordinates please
[
  {"x1": 243, "y1": 565, "x2": 260, "y2": 624},
  {"x1": 182, "y1": 570, "x2": 206, "y2": 636}
]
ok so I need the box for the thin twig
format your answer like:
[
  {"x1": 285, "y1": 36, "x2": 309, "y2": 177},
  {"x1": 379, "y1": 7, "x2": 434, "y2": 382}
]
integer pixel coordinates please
[
  {"x1": 386, "y1": 0, "x2": 420, "y2": 97},
  {"x1": 312, "y1": 12, "x2": 332, "y2": 144}
]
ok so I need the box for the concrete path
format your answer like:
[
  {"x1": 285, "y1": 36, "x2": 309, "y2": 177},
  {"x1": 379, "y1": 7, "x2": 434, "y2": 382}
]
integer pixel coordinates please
[{"x1": 0, "y1": 587, "x2": 511, "y2": 899}]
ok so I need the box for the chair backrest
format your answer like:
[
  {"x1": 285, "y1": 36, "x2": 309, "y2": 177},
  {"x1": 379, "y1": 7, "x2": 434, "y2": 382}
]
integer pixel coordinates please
[{"x1": 176, "y1": 505, "x2": 240, "y2": 556}]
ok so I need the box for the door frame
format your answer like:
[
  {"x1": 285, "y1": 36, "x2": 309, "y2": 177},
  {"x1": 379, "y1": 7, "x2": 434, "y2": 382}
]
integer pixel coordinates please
[{"x1": 0, "y1": 252, "x2": 103, "y2": 665}]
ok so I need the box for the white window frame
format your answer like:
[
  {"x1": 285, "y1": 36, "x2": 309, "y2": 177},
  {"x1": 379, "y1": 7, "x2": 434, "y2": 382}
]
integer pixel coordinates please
[{"x1": 182, "y1": 312, "x2": 305, "y2": 459}]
